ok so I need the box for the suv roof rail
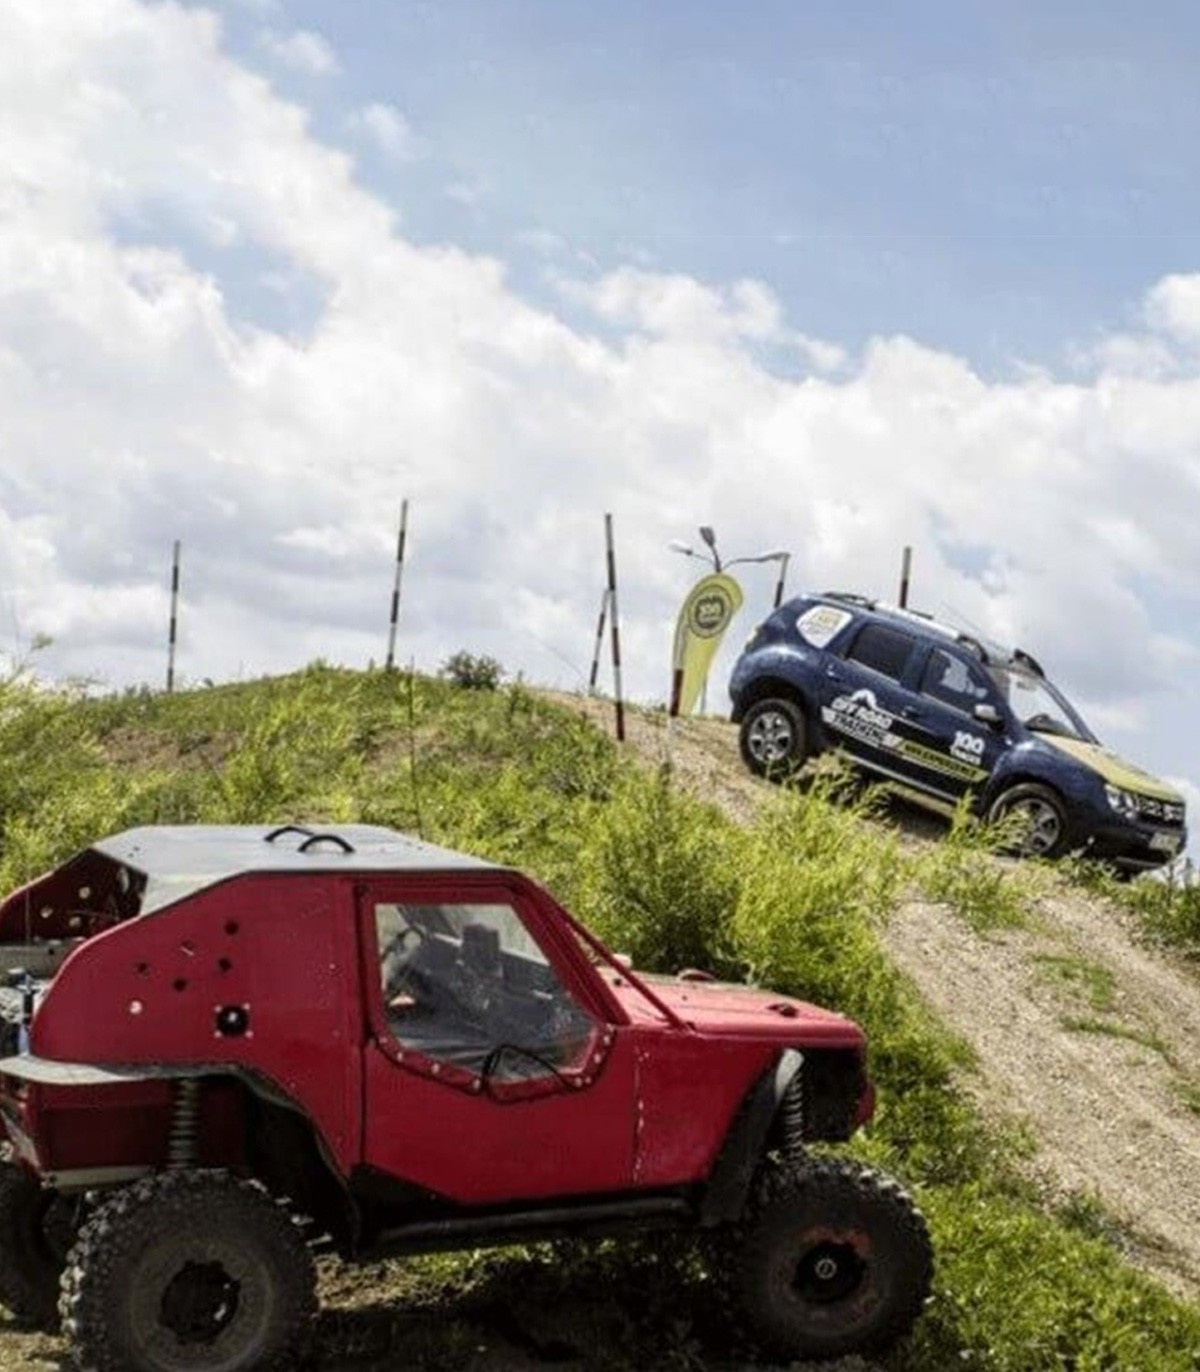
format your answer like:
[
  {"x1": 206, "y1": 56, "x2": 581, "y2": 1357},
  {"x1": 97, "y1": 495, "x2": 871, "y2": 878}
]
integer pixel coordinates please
[
  {"x1": 821, "y1": 590, "x2": 875, "y2": 608},
  {"x1": 1012, "y1": 648, "x2": 1045, "y2": 677},
  {"x1": 820, "y1": 590, "x2": 1009, "y2": 666}
]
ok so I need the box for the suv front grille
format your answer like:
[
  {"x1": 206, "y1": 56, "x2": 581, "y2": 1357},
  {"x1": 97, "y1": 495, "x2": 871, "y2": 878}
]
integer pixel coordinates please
[{"x1": 1138, "y1": 797, "x2": 1185, "y2": 827}]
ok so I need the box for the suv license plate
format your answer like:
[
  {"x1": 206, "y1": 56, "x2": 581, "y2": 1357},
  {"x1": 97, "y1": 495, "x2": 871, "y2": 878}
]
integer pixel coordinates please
[{"x1": 1150, "y1": 832, "x2": 1182, "y2": 853}]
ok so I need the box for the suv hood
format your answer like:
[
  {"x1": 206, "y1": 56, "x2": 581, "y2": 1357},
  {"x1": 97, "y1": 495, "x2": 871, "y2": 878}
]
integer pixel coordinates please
[
  {"x1": 1036, "y1": 736, "x2": 1183, "y2": 803},
  {"x1": 624, "y1": 973, "x2": 867, "y2": 1047}
]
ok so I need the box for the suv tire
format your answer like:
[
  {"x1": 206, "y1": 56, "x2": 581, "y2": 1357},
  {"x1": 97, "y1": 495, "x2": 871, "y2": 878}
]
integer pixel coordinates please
[
  {"x1": 739, "y1": 698, "x2": 807, "y2": 778},
  {"x1": 720, "y1": 1155, "x2": 932, "y2": 1361},
  {"x1": 60, "y1": 1170, "x2": 315, "y2": 1372},
  {"x1": 988, "y1": 782, "x2": 1069, "y2": 858}
]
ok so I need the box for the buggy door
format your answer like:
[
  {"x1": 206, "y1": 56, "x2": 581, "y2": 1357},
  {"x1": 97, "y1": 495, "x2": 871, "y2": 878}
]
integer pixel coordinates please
[{"x1": 357, "y1": 876, "x2": 636, "y2": 1204}]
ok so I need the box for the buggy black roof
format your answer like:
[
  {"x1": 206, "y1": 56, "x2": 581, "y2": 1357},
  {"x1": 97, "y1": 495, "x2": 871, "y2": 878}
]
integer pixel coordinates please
[{"x1": 91, "y1": 825, "x2": 500, "y2": 916}]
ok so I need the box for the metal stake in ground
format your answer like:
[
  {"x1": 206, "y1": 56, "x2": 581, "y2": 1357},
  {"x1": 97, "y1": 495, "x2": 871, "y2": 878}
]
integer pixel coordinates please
[
  {"x1": 587, "y1": 588, "x2": 610, "y2": 696},
  {"x1": 385, "y1": 499, "x2": 410, "y2": 672},
  {"x1": 899, "y1": 545, "x2": 912, "y2": 608},
  {"x1": 166, "y1": 540, "x2": 181, "y2": 694},
  {"x1": 604, "y1": 514, "x2": 625, "y2": 741}
]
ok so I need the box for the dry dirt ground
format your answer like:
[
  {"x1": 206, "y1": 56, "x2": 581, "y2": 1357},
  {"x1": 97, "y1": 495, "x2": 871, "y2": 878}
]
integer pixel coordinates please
[
  {"x1": 563, "y1": 696, "x2": 1200, "y2": 1302},
  {"x1": 4, "y1": 696, "x2": 1200, "y2": 1369}
]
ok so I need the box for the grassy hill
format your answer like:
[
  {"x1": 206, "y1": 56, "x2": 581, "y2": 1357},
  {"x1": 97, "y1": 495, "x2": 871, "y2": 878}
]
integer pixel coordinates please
[{"x1": 1, "y1": 663, "x2": 1199, "y2": 1370}]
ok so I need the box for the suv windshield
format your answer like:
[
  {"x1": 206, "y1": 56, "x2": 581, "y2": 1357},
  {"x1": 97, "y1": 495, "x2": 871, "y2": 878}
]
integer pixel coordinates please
[{"x1": 988, "y1": 667, "x2": 1095, "y2": 742}]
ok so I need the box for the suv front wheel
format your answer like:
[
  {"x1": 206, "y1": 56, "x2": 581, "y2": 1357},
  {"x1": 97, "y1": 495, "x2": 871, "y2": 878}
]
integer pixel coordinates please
[
  {"x1": 739, "y1": 698, "x2": 808, "y2": 778},
  {"x1": 988, "y1": 782, "x2": 1069, "y2": 858}
]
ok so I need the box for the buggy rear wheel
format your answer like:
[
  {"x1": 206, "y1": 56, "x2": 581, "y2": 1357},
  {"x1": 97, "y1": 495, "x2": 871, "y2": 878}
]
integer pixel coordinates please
[
  {"x1": 60, "y1": 1170, "x2": 315, "y2": 1372},
  {"x1": 0, "y1": 1156, "x2": 77, "y2": 1328},
  {"x1": 720, "y1": 1156, "x2": 932, "y2": 1361}
]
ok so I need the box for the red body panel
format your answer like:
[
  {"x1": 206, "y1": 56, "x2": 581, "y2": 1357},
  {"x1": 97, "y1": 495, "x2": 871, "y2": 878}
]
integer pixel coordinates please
[
  {"x1": 609, "y1": 974, "x2": 867, "y2": 1045},
  {"x1": 362, "y1": 1035, "x2": 638, "y2": 1202},
  {"x1": 5, "y1": 831, "x2": 875, "y2": 1202},
  {"x1": 29, "y1": 874, "x2": 363, "y2": 1172}
]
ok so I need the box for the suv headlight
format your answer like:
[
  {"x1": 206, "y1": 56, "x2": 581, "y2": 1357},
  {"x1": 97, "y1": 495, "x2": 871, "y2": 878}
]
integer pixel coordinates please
[{"x1": 1104, "y1": 784, "x2": 1140, "y2": 820}]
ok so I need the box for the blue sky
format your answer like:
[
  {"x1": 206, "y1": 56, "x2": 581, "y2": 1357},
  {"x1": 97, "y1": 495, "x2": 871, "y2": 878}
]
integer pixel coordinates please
[
  {"x1": 215, "y1": 0, "x2": 1200, "y2": 368},
  {"x1": 3, "y1": 0, "x2": 1200, "y2": 835}
]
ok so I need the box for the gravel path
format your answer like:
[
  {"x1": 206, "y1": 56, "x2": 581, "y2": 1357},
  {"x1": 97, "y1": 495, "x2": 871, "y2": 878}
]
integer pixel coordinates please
[{"x1": 559, "y1": 695, "x2": 1200, "y2": 1301}]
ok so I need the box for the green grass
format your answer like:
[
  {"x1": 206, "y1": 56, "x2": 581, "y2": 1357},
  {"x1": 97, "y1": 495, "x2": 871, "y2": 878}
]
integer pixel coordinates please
[
  {"x1": 2, "y1": 665, "x2": 1199, "y2": 1369},
  {"x1": 1034, "y1": 952, "x2": 1118, "y2": 1013},
  {"x1": 1060, "y1": 1015, "x2": 1174, "y2": 1063},
  {"x1": 908, "y1": 796, "x2": 1040, "y2": 932}
]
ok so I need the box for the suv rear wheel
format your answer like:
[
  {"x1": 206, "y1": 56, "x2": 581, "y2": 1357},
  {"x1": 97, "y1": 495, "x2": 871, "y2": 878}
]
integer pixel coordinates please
[
  {"x1": 739, "y1": 698, "x2": 807, "y2": 778},
  {"x1": 988, "y1": 782, "x2": 1069, "y2": 858}
]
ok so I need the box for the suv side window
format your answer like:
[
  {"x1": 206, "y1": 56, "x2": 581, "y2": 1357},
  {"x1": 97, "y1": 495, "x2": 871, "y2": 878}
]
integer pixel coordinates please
[
  {"x1": 844, "y1": 623, "x2": 917, "y2": 681},
  {"x1": 920, "y1": 647, "x2": 992, "y2": 713},
  {"x1": 373, "y1": 900, "x2": 595, "y2": 1083}
]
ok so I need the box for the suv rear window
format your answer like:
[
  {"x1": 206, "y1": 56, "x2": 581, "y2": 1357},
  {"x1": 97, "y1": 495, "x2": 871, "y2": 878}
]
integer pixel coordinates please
[{"x1": 844, "y1": 623, "x2": 916, "y2": 681}]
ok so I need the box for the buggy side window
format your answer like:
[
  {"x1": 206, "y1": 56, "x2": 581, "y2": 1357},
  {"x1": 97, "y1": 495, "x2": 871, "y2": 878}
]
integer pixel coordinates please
[{"x1": 373, "y1": 901, "x2": 596, "y2": 1083}]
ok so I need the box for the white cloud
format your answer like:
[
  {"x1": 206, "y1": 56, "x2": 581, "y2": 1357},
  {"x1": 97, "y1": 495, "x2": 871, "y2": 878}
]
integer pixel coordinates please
[
  {"x1": 1144, "y1": 274, "x2": 1200, "y2": 344},
  {"x1": 347, "y1": 102, "x2": 424, "y2": 161},
  {"x1": 261, "y1": 27, "x2": 339, "y2": 76},
  {"x1": 0, "y1": 0, "x2": 1199, "y2": 810}
]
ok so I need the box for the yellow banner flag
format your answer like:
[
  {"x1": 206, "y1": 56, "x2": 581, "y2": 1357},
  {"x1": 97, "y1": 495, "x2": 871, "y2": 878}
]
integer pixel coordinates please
[{"x1": 670, "y1": 572, "x2": 744, "y2": 717}]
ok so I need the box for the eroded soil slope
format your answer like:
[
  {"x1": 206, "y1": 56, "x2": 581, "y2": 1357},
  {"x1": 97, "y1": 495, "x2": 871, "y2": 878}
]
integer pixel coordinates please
[{"x1": 566, "y1": 695, "x2": 1200, "y2": 1301}]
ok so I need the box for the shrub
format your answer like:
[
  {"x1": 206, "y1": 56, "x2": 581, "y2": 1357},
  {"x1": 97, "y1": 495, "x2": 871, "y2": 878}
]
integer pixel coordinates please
[{"x1": 441, "y1": 651, "x2": 504, "y2": 691}]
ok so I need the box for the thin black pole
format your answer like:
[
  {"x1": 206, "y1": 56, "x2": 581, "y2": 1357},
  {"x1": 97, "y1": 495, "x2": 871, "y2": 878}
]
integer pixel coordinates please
[
  {"x1": 166, "y1": 540, "x2": 181, "y2": 693},
  {"x1": 899, "y1": 545, "x2": 912, "y2": 608},
  {"x1": 587, "y1": 589, "x2": 610, "y2": 696},
  {"x1": 385, "y1": 499, "x2": 409, "y2": 671},
  {"x1": 604, "y1": 514, "x2": 625, "y2": 741},
  {"x1": 772, "y1": 552, "x2": 791, "y2": 609}
]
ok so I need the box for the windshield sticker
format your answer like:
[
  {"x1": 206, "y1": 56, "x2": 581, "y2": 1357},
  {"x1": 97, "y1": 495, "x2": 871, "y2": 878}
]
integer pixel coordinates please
[{"x1": 797, "y1": 605, "x2": 853, "y2": 649}]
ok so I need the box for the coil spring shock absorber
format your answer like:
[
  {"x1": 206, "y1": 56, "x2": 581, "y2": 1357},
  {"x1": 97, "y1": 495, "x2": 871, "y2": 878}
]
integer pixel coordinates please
[
  {"x1": 167, "y1": 1078, "x2": 201, "y2": 1169},
  {"x1": 781, "y1": 1070, "x2": 806, "y2": 1165}
]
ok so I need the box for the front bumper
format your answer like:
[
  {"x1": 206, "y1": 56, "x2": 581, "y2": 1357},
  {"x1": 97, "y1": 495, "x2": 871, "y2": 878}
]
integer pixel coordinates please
[{"x1": 1081, "y1": 819, "x2": 1187, "y2": 872}]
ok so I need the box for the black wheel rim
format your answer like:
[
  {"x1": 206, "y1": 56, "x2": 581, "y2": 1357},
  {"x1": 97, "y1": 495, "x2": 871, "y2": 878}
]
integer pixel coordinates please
[
  {"x1": 131, "y1": 1237, "x2": 273, "y2": 1368},
  {"x1": 794, "y1": 1238, "x2": 868, "y2": 1305},
  {"x1": 159, "y1": 1261, "x2": 241, "y2": 1345}
]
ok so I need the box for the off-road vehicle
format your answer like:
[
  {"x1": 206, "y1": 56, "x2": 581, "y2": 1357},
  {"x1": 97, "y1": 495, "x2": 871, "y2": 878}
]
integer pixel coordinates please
[
  {"x1": 0, "y1": 823, "x2": 932, "y2": 1369},
  {"x1": 730, "y1": 591, "x2": 1187, "y2": 873}
]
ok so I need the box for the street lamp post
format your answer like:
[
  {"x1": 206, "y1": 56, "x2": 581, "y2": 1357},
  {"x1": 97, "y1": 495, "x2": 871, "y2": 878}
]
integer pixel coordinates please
[{"x1": 667, "y1": 528, "x2": 792, "y2": 713}]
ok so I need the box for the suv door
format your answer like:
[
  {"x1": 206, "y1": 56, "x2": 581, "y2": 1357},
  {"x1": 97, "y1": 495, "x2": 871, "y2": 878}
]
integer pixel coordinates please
[
  {"x1": 903, "y1": 645, "x2": 1008, "y2": 800},
  {"x1": 358, "y1": 876, "x2": 637, "y2": 1204},
  {"x1": 818, "y1": 620, "x2": 930, "y2": 786}
]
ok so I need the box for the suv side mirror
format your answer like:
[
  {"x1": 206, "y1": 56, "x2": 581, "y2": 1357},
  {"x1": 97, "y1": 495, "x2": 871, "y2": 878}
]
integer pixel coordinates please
[{"x1": 973, "y1": 703, "x2": 1003, "y2": 728}]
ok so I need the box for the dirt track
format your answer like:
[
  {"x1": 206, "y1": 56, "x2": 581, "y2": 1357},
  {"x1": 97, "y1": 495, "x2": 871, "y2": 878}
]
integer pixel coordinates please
[{"x1": 565, "y1": 696, "x2": 1200, "y2": 1301}]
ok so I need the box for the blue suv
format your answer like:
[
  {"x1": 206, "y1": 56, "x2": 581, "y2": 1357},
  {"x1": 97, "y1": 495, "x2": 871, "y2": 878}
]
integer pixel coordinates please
[{"x1": 729, "y1": 592, "x2": 1187, "y2": 874}]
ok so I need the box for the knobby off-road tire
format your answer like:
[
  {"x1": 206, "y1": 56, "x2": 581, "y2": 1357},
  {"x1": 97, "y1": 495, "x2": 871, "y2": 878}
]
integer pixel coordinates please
[
  {"x1": 739, "y1": 698, "x2": 808, "y2": 779},
  {"x1": 59, "y1": 1170, "x2": 316, "y2": 1372},
  {"x1": 0, "y1": 1156, "x2": 76, "y2": 1329},
  {"x1": 987, "y1": 782, "x2": 1069, "y2": 859},
  {"x1": 716, "y1": 1155, "x2": 933, "y2": 1362}
]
